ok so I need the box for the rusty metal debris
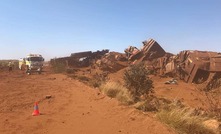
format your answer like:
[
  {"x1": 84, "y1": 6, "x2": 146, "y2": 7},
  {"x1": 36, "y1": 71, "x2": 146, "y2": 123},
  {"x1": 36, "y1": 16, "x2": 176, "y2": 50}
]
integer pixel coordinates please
[
  {"x1": 51, "y1": 38, "x2": 221, "y2": 85},
  {"x1": 51, "y1": 49, "x2": 109, "y2": 68},
  {"x1": 173, "y1": 50, "x2": 221, "y2": 83},
  {"x1": 123, "y1": 38, "x2": 221, "y2": 84},
  {"x1": 124, "y1": 39, "x2": 166, "y2": 62},
  {"x1": 164, "y1": 78, "x2": 178, "y2": 84},
  {"x1": 95, "y1": 52, "x2": 127, "y2": 72}
]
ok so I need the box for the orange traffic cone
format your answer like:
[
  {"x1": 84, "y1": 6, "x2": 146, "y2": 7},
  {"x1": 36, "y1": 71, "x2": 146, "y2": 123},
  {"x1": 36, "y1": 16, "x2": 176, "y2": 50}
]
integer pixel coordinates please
[{"x1": 32, "y1": 102, "x2": 40, "y2": 116}]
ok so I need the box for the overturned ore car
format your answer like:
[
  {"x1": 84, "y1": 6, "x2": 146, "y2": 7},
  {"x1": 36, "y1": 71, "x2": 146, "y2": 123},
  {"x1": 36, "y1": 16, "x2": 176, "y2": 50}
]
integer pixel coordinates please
[
  {"x1": 95, "y1": 52, "x2": 128, "y2": 72},
  {"x1": 125, "y1": 39, "x2": 166, "y2": 62},
  {"x1": 171, "y1": 50, "x2": 221, "y2": 84},
  {"x1": 141, "y1": 39, "x2": 166, "y2": 60},
  {"x1": 51, "y1": 49, "x2": 109, "y2": 68},
  {"x1": 51, "y1": 37, "x2": 221, "y2": 85},
  {"x1": 125, "y1": 38, "x2": 221, "y2": 84}
]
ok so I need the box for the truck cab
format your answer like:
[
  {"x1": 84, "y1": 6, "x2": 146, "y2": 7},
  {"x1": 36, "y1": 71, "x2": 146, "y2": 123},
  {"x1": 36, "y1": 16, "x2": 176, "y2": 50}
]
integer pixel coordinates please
[{"x1": 19, "y1": 54, "x2": 44, "y2": 74}]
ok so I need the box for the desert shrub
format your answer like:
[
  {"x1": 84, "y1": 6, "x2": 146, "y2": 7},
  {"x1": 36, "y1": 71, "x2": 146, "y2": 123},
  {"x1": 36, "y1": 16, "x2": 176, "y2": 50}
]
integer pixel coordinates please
[
  {"x1": 204, "y1": 90, "x2": 221, "y2": 121},
  {"x1": 133, "y1": 97, "x2": 180, "y2": 112},
  {"x1": 89, "y1": 73, "x2": 109, "y2": 88},
  {"x1": 0, "y1": 60, "x2": 19, "y2": 70},
  {"x1": 134, "y1": 97, "x2": 159, "y2": 112},
  {"x1": 70, "y1": 75, "x2": 90, "y2": 84},
  {"x1": 99, "y1": 82, "x2": 133, "y2": 104},
  {"x1": 196, "y1": 84, "x2": 221, "y2": 121},
  {"x1": 123, "y1": 62, "x2": 153, "y2": 102},
  {"x1": 157, "y1": 107, "x2": 215, "y2": 134},
  {"x1": 77, "y1": 76, "x2": 90, "y2": 82},
  {"x1": 13, "y1": 61, "x2": 19, "y2": 69},
  {"x1": 51, "y1": 62, "x2": 66, "y2": 73},
  {"x1": 69, "y1": 73, "x2": 107, "y2": 88},
  {"x1": 89, "y1": 79, "x2": 101, "y2": 88},
  {"x1": 205, "y1": 73, "x2": 221, "y2": 91},
  {"x1": 0, "y1": 61, "x2": 7, "y2": 69},
  {"x1": 66, "y1": 68, "x2": 77, "y2": 74}
]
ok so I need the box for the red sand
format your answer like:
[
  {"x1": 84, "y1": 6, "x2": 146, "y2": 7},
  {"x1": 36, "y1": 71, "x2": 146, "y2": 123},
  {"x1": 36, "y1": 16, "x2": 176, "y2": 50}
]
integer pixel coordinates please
[{"x1": 0, "y1": 69, "x2": 175, "y2": 134}]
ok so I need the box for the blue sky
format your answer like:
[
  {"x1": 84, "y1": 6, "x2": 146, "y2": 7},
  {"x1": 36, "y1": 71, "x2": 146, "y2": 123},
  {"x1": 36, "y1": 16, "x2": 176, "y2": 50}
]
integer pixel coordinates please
[{"x1": 0, "y1": 0, "x2": 221, "y2": 60}]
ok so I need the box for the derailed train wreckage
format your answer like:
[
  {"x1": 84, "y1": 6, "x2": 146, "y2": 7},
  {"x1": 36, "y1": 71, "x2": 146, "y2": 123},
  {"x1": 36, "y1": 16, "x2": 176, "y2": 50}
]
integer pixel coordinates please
[
  {"x1": 51, "y1": 38, "x2": 221, "y2": 85},
  {"x1": 124, "y1": 39, "x2": 221, "y2": 84}
]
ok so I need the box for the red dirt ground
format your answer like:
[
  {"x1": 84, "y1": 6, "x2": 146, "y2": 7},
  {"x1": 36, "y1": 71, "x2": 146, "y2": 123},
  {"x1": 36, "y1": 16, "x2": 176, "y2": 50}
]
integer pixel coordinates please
[
  {"x1": 0, "y1": 68, "x2": 176, "y2": 134},
  {"x1": 108, "y1": 68, "x2": 210, "y2": 109}
]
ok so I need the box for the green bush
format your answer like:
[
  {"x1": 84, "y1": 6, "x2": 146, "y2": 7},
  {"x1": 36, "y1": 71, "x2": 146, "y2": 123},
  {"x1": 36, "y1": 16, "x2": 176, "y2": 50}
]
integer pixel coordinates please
[{"x1": 123, "y1": 62, "x2": 153, "y2": 102}]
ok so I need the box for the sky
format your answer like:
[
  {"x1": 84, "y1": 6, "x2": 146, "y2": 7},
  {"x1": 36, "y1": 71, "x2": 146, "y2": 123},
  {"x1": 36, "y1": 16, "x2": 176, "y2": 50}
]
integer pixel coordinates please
[{"x1": 0, "y1": 0, "x2": 221, "y2": 61}]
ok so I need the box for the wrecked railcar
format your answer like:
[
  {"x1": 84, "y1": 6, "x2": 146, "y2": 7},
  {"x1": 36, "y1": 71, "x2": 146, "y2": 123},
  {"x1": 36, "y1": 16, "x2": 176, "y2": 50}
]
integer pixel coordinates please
[
  {"x1": 71, "y1": 49, "x2": 109, "y2": 60},
  {"x1": 51, "y1": 37, "x2": 221, "y2": 86},
  {"x1": 141, "y1": 39, "x2": 166, "y2": 60},
  {"x1": 124, "y1": 38, "x2": 221, "y2": 85},
  {"x1": 124, "y1": 38, "x2": 171, "y2": 75},
  {"x1": 124, "y1": 46, "x2": 140, "y2": 60},
  {"x1": 164, "y1": 50, "x2": 221, "y2": 84},
  {"x1": 95, "y1": 52, "x2": 128, "y2": 72},
  {"x1": 51, "y1": 49, "x2": 109, "y2": 68},
  {"x1": 125, "y1": 39, "x2": 167, "y2": 62}
]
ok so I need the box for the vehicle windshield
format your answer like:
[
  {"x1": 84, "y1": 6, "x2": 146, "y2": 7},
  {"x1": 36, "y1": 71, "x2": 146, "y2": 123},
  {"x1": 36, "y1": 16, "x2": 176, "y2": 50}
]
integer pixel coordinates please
[{"x1": 27, "y1": 57, "x2": 43, "y2": 61}]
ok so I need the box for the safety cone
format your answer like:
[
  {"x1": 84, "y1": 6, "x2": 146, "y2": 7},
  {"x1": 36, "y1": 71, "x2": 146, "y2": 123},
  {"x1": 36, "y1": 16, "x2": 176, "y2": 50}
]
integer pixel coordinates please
[{"x1": 32, "y1": 102, "x2": 40, "y2": 116}]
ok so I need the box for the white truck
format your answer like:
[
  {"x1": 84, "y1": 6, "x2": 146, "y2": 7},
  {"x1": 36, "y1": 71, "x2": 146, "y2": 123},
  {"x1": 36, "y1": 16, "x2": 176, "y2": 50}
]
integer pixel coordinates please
[{"x1": 19, "y1": 54, "x2": 44, "y2": 74}]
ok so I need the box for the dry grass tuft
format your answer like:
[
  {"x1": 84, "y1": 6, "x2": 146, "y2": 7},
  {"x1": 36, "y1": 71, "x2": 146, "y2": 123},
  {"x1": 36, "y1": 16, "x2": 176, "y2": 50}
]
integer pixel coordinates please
[
  {"x1": 99, "y1": 82, "x2": 133, "y2": 104},
  {"x1": 157, "y1": 107, "x2": 216, "y2": 134}
]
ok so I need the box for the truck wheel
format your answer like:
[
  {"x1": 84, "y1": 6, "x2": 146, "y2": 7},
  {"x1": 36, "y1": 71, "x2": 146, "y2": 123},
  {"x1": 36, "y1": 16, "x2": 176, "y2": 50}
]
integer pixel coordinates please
[
  {"x1": 26, "y1": 66, "x2": 31, "y2": 75},
  {"x1": 26, "y1": 70, "x2": 31, "y2": 75}
]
